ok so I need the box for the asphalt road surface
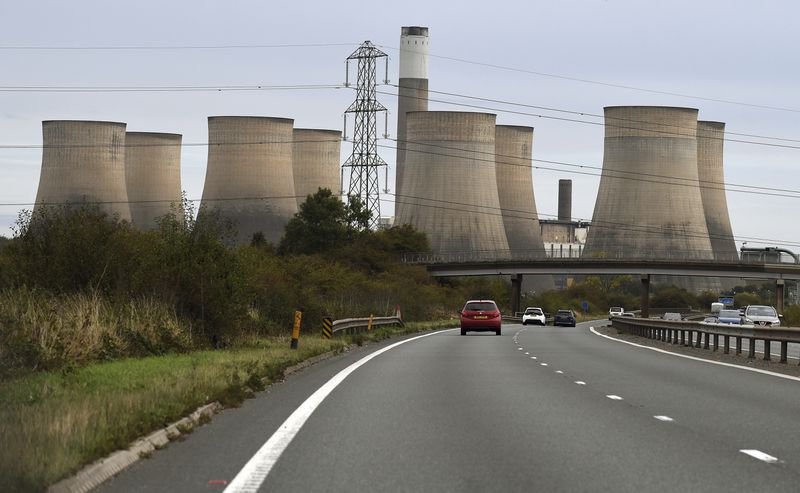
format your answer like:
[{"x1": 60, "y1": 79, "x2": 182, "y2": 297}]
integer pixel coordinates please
[{"x1": 97, "y1": 321, "x2": 800, "y2": 492}]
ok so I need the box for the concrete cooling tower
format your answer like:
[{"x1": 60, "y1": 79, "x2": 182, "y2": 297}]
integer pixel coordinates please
[
  {"x1": 394, "y1": 26, "x2": 429, "y2": 222},
  {"x1": 200, "y1": 116, "x2": 297, "y2": 244},
  {"x1": 495, "y1": 125, "x2": 554, "y2": 291},
  {"x1": 697, "y1": 121, "x2": 738, "y2": 290},
  {"x1": 697, "y1": 121, "x2": 737, "y2": 261},
  {"x1": 125, "y1": 132, "x2": 183, "y2": 230},
  {"x1": 394, "y1": 111, "x2": 509, "y2": 255},
  {"x1": 584, "y1": 106, "x2": 719, "y2": 292},
  {"x1": 292, "y1": 128, "x2": 342, "y2": 208},
  {"x1": 35, "y1": 120, "x2": 131, "y2": 222}
]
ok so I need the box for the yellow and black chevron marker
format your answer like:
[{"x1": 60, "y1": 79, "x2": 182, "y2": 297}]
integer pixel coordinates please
[{"x1": 322, "y1": 317, "x2": 333, "y2": 339}]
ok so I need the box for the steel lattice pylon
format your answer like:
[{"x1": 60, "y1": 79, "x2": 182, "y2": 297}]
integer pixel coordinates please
[{"x1": 343, "y1": 41, "x2": 388, "y2": 229}]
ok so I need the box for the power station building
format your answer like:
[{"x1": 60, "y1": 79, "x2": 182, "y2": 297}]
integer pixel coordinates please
[
  {"x1": 394, "y1": 111, "x2": 509, "y2": 254},
  {"x1": 394, "y1": 26, "x2": 429, "y2": 224},
  {"x1": 34, "y1": 120, "x2": 131, "y2": 222},
  {"x1": 200, "y1": 116, "x2": 297, "y2": 244},
  {"x1": 495, "y1": 125, "x2": 554, "y2": 291},
  {"x1": 583, "y1": 106, "x2": 720, "y2": 292},
  {"x1": 125, "y1": 132, "x2": 183, "y2": 229},
  {"x1": 292, "y1": 128, "x2": 342, "y2": 207}
]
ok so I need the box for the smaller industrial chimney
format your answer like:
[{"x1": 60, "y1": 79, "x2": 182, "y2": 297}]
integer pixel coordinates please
[{"x1": 558, "y1": 179, "x2": 572, "y2": 222}]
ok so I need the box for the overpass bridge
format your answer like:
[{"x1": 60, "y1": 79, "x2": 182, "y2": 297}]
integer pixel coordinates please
[{"x1": 403, "y1": 250, "x2": 800, "y2": 316}]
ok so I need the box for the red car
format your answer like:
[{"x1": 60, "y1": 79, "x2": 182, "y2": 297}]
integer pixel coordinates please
[{"x1": 460, "y1": 300, "x2": 502, "y2": 336}]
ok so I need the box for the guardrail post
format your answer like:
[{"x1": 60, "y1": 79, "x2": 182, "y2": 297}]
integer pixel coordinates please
[
  {"x1": 748, "y1": 338, "x2": 755, "y2": 359},
  {"x1": 367, "y1": 314, "x2": 374, "y2": 331},
  {"x1": 290, "y1": 310, "x2": 302, "y2": 349},
  {"x1": 703, "y1": 332, "x2": 710, "y2": 350},
  {"x1": 780, "y1": 341, "x2": 788, "y2": 363},
  {"x1": 713, "y1": 334, "x2": 719, "y2": 352},
  {"x1": 723, "y1": 335, "x2": 730, "y2": 354},
  {"x1": 640, "y1": 274, "x2": 650, "y2": 319},
  {"x1": 735, "y1": 337, "x2": 742, "y2": 355},
  {"x1": 696, "y1": 332, "x2": 702, "y2": 348},
  {"x1": 763, "y1": 340, "x2": 771, "y2": 361},
  {"x1": 685, "y1": 330, "x2": 691, "y2": 346}
]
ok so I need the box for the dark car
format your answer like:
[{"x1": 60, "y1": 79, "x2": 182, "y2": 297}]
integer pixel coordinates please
[
  {"x1": 460, "y1": 300, "x2": 502, "y2": 336},
  {"x1": 553, "y1": 309, "x2": 576, "y2": 327}
]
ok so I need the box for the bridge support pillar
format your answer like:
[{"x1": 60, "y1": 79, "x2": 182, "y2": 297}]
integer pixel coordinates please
[
  {"x1": 640, "y1": 274, "x2": 650, "y2": 319},
  {"x1": 776, "y1": 279, "x2": 785, "y2": 314},
  {"x1": 511, "y1": 274, "x2": 522, "y2": 316}
]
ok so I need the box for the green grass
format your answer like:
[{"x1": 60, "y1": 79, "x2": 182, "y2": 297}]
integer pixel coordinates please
[{"x1": 0, "y1": 322, "x2": 446, "y2": 493}]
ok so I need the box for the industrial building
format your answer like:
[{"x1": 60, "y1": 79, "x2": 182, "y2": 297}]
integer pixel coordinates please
[
  {"x1": 494, "y1": 125, "x2": 554, "y2": 291},
  {"x1": 394, "y1": 111, "x2": 509, "y2": 254},
  {"x1": 125, "y1": 132, "x2": 183, "y2": 230},
  {"x1": 394, "y1": 26, "x2": 430, "y2": 224},
  {"x1": 34, "y1": 120, "x2": 131, "y2": 222},
  {"x1": 583, "y1": 106, "x2": 720, "y2": 292},
  {"x1": 200, "y1": 116, "x2": 297, "y2": 245},
  {"x1": 292, "y1": 128, "x2": 342, "y2": 207}
]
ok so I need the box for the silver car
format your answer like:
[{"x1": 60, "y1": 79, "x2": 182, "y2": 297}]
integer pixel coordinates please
[{"x1": 742, "y1": 305, "x2": 780, "y2": 326}]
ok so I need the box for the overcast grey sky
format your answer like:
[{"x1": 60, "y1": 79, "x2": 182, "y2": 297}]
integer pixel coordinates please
[{"x1": 1, "y1": 0, "x2": 798, "y2": 250}]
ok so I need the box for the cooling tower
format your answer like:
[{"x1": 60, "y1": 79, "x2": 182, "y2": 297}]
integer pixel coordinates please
[
  {"x1": 394, "y1": 26, "x2": 429, "y2": 223},
  {"x1": 558, "y1": 179, "x2": 572, "y2": 221},
  {"x1": 584, "y1": 106, "x2": 719, "y2": 292},
  {"x1": 34, "y1": 120, "x2": 131, "y2": 222},
  {"x1": 125, "y1": 132, "x2": 183, "y2": 229},
  {"x1": 697, "y1": 121, "x2": 738, "y2": 290},
  {"x1": 200, "y1": 116, "x2": 297, "y2": 244},
  {"x1": 495, "y1": 125, "x2": 554, "y2": 291},
  {"x1": 697, "y1": 121, "x2": 737, "y2": 261},
  {"x1": 394, "y1": 111, "x2": 509, "y2": 255},
  {"x1": 292, "y1": 128, "x2": 342, "y2": 207}
]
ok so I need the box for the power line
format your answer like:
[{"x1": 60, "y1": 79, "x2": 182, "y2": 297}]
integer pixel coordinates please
[
  {"x1": 377, "y1": 87, "x2": 800, "y2": 151},
  {"x1": 1, "y1": 136, "x2": 799, "y2": 199},
  {"x1": 0, "y1": 42, "x2": 357, "y2": 51},
  {"x1": 378, "y1": 45, "x2": 800, "y2": 114},
  {"x1": 0, "y1": 84, "x2": 344, "y2": 93}
]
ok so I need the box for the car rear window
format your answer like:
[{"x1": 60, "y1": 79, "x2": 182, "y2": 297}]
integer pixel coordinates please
[
  {"x1": 465, "y1": 302, "x2": 497, "y2": 311},
  {"x1": 719, "y1": 310, "x2": 740, "y2": 318},
  {"x1": 557, "y1": 310, "x2": 572, "y2": 315},
  {"x1": 525, "y1": 308, "x2": 542, "y2": 314}
]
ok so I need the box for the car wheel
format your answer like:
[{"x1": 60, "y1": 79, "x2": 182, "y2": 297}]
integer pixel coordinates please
[
  {"x1": 571, "y1": 323, "x2": 576, "y2": 327},
  {"x1": 461, "y1": 328, "x2": 466, "y2": 336},
  {"x1": 496, "y1": 329, "x2": 501, "y2": 336},
  {"x1": 522, "y1": 321, "x2": 527, "y2": 325}
]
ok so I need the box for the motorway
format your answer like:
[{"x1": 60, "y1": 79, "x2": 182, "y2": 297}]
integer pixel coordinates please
[{"x1": 97, "y1": 321, "x2": 800, "y2": 492}]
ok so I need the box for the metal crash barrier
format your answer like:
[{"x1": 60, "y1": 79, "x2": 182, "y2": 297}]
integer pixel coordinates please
[{"x1": 610, "y1": 317, "x2": 800, "y2": 365}]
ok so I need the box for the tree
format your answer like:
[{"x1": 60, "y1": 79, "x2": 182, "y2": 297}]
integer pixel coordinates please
[{"x1": 278, "y1": 189, "x2": 371, "y2": 256}]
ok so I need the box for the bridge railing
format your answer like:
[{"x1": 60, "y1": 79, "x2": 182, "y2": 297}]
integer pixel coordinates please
[
  {"x1": 402, "y1": 249, "x2": 791, "y2": 265},
  {"x1": 610, "y1": 317, "x2": 800, "y2": 365}
]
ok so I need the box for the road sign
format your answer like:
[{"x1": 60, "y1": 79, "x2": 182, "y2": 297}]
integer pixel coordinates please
[
  {"x1": 581, "y1": 301, "x2": 590, "y2": 312},
  {"x1": 719, "y1": 297, "x2": 734, "y2": 306},
  {"x1": 322, "y1": 317, "x2": 333, "y2": 339}
]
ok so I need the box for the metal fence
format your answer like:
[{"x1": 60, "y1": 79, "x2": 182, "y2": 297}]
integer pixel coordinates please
[
  {"x1": 611, "y1": 317, "x2": 800, "y2": 365},
  {"x1": 331, "y1": 315, "x2": 404, "y2": 336}
]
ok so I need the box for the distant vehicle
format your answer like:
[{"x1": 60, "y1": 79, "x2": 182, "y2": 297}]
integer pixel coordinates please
[
  {"x1": 710, "y1": 302, "x2": 724, "y2": 314},
  {"x1": 701, "y1": 316, "x2": 719, "y2": 324},
  {"x1": 662, "y1": 312, "x2": 682, "y2": 321},
  {"x1": 553, "y1": 309, "x2": 577, "y2": 327},
  {"x1": 620, "y1": 312, "x2": 635, "y2": 318},
  {"x1": 717, "y1": 309, "x2": 742, "y2": 325},
  {"x1": 522, "y1": 307, "x2": 546, "y2": 326},
  {"x1": 608, "y1": 307, "x2": 624, "y2": 319},
  {"x1": 742, "y1": 305, "x2": 781, "y2": 327},
  {"x1": 460, "y1": 300, "x2": 502, "y2": 336}
]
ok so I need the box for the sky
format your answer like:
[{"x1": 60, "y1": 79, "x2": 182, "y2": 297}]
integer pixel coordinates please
[{"x1": 0, "y1": 0, "x2": 798, "y2": 251}]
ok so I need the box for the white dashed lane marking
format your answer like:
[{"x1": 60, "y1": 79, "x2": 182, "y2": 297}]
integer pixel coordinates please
[
  {"x1": 525, "y1": 352, "x2": 530, "y2": 355},
  {"x1": 606, "y1": 395, "x2": 623, "y2": 400},
  {"x1": 530, "y1": 356, "x2": 537, "y2": 360},
  {"x1": 654, "y1": 415, "x2": 674, "y2": 422},
  {"x1": 740, "y1": 450, "x2": 780, "y2": 464},
  {"x1": 540, "y1": 363, "x2": 548, "y2": 367},
  {"x1": 555, "y1": 370, "x2": 564, "y2": 374},
  {"x1": 575, "y1": 381, "x2": 586, "y2": 385}
]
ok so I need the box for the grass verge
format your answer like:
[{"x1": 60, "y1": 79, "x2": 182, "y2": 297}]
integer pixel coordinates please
[{"x1": 0, "y1": 322, "x2": 447, "y2": 493}]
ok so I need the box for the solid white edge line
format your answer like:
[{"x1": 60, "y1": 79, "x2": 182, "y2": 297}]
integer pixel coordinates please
[
  {"x1": 589, "y1": 327, "x2": 800, "y2": 383},
  {"x1": 740, "y1": 449, "x2": 779, "y2": 463},
  {"x1": 224, "y1": 329, "x2": 454, "y2": 493}
]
